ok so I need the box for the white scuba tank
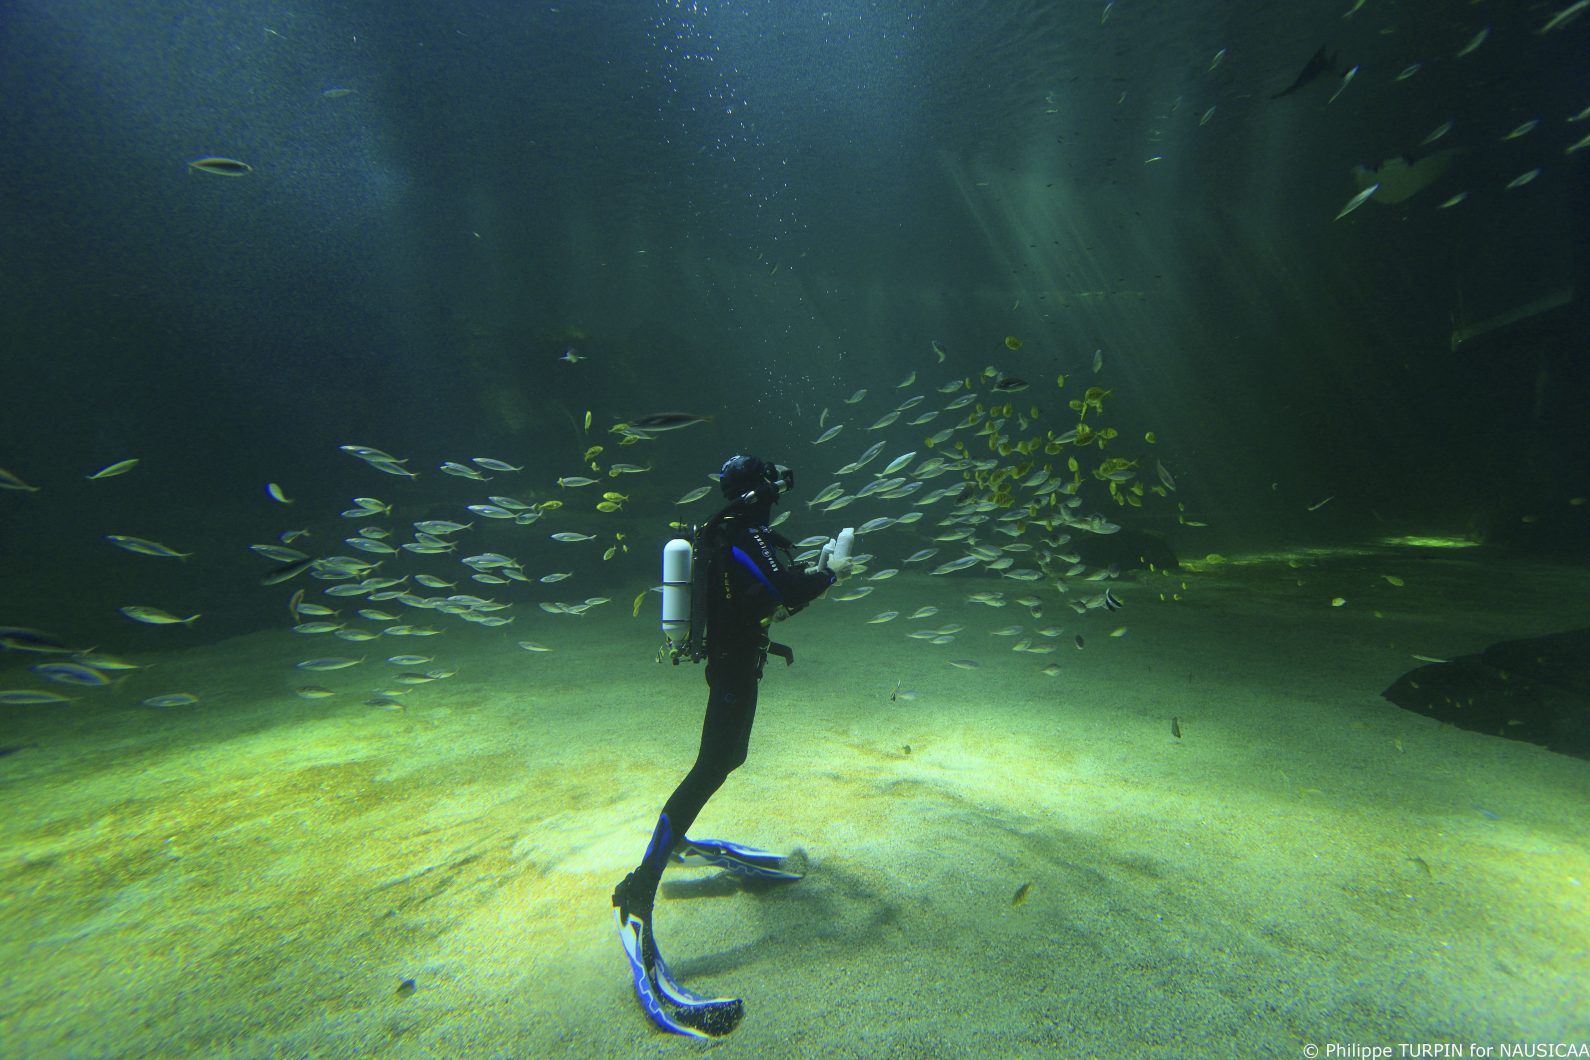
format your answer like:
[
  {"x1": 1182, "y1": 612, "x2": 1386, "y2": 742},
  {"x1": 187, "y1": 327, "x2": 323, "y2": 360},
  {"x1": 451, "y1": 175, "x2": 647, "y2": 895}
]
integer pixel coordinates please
[{"x1": 661, "y1": 537, "x2": 693, "y2": 648}]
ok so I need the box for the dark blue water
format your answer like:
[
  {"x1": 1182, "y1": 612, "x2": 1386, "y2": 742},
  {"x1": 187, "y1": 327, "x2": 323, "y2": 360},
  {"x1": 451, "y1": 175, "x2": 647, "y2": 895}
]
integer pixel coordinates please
[{"x1": 2, "y1": 0, "x2": 1586, "y2": 649}]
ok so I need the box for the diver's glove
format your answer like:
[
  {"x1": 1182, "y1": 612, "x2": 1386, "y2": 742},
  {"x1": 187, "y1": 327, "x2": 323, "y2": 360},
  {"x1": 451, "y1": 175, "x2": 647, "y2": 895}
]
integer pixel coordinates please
[{"x1": 825, "y1": 555, "x2": 853, "y2": 580}]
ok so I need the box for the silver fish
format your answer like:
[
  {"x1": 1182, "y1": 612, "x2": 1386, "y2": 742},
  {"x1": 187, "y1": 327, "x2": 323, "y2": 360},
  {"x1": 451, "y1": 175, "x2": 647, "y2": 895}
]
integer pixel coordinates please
[
  {"x1": 142, "y1": 693, "x2": 199, "y2": 707},
  {"x1": 1334, "y1": 183, "x2": 1379, "y2": 221},
  {"x1": 809, "y1": 483, "x2": 845, "y2": 505},
  {"x1": 0, "y1": 689, "x2": 75, "y2": 704},
  {"x1": 441, "y1": 461, "x2": 491, "y2": 480},
  {"x1": 675, "y1": 486, "x2": 712, "y2": 505},
  {"x1": 0, "y1": 467, "x2": 41, "y2": 492},
  {"x1": 72, "y1": 651, "x2": 141, "y2": 670},
  {"x1": 107, "y1": 535, "x2": 192, "y2": 559},
  {"x1": 293, "y1": 622, "x2": 343, "y2": 634},
  {"x1": 814, "y1": 424, "x2": 844, "y2": 444},
  {"x1": 188, "y1": 156, "x2": 252, "y2": 176},
  {"x1": 1455, "y1": 26, "x2": 1488, "y2": 55},
  {"x1": 879, "y1": 451, "x2": 917, "y2": 476},
  {"x1": 120, "y1": 606, "x2": 198, "y2": 626},
  {"x1": 1328, "y1": 64, "x2": 1359, "y2": 104},
  {"x1": 32, "y1": 662, "x2": 113, "y2": 687},
  {"x1": 296, "y1": 657, "x2": 364, "y2": 671},
  {"x1": 86, "y1": 458, "x2": 139, "y2": 480},
  {"x1": 847, "y1": 441, "x2": 886, "y2": 471}
]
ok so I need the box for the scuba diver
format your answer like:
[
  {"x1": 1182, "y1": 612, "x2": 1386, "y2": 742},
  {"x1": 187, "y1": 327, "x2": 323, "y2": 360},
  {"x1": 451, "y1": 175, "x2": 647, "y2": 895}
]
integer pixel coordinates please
[{"x1": 612, "y1": 453, "x2": 852, "y2": 1039}]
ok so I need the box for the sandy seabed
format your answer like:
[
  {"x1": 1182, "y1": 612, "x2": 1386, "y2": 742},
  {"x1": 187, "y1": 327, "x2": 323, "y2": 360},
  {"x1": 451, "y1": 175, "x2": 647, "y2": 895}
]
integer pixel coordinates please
[{"x1": 2, "y1": 543, "x2": 1587, "y2": 1058}]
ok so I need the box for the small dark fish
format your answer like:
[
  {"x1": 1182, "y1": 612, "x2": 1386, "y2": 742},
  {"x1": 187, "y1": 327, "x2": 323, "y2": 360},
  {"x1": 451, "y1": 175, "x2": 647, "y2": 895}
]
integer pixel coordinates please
[
  {"x1": 1011, "y1": 882, "x2": 1032, "y2": 906},
  {"x1": 1171, "y1": 717, "x2": 1182, "y2": 739},
  {"x1": 1103, "y1": 588, "x2": 1123, "y2": 611},
  {"x1": 1271, "y1": 45, "x2": 1337, "y2": 99},
  {"x1": 629, "y1": 412, "x2": 713, "y2": 431},
  {"x1": 261, "y1": 558, "x2": 316, "y2": 586},
  {"x1": 1074, "y1": 634, "x2": 1085, "y2": 650},
  {"x1": 992, "y1": 377, "x2": 1030, "y2": 393},
  {"x1": 188, "y1": 156, "x2": 253, "y2": 177},
  {"x1": 396, "y1": 978, "x2": 417, "y2": 997},
  {"x1": 0, "y1": 743, "x2": 41, "y2": 759}
]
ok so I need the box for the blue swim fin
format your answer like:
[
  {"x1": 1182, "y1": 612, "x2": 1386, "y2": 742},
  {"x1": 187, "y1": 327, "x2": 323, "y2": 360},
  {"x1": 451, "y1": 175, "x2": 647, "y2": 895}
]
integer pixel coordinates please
[
  {"x1": 614, "y1": 909, "x2": 744, "y2": 1038},
  {"x1": 673, "y1": 837, "x2": 805, "y2": 881}
]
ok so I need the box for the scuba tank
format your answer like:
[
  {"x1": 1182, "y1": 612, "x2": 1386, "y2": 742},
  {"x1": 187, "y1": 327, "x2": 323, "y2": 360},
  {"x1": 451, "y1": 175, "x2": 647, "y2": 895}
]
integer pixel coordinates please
[
  {"x1": 660, "y1": 522, "x2": 718, "y2": 665},
  {"x1": 660, "y1": 536, "x2": 693, "y2": 654}
]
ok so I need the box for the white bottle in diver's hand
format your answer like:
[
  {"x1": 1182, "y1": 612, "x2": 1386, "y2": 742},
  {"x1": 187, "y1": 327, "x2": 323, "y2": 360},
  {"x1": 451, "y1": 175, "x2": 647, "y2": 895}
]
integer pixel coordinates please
[
  {"x1": 818, "y1": 527, "x2": 855, "y2": 574},
  {"x1": 831, "y1": 527, "x2": 854, "y2": 567}
]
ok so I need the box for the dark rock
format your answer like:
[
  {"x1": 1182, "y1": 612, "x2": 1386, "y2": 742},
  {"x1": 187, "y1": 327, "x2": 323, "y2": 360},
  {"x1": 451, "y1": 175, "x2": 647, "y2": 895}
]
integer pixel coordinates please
[{"x1": 1383, "y1": 627, "x2": 1590, "y2": 759}]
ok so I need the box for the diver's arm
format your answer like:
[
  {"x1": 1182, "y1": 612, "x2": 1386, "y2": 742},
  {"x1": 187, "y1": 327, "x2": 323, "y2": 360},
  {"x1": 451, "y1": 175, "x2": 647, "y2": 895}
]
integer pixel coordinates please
[{"x1": 734, "y1": 527, "x2": 834, "y2": 614}]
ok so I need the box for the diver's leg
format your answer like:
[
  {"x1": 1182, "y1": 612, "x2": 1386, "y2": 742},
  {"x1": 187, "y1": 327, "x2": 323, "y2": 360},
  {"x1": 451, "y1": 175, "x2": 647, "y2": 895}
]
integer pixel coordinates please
[
  {"x1": 615, "y1": 669, "x2": 756, "y2": 917},
  {"x1": 612, "y1": 669, "x2": 757, "y2": 1037},
  {"x1": 670, "y1": 670, "x2": 804, "y2": 879}
]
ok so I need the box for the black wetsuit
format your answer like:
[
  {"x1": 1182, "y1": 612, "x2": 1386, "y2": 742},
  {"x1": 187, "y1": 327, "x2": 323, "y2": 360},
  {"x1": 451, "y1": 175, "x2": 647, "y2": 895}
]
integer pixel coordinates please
[
  {"x1": 615, "y1": 507, "x2": 834, "y2": 925},
  {"x1": 661, "y1": 513, "x2": 834, "y2": 838}
]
